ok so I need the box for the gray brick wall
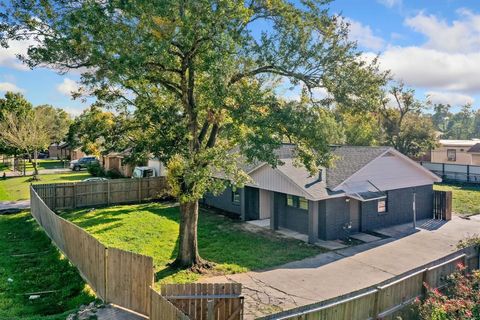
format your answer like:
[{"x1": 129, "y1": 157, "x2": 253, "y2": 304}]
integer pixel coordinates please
[
  {"x1": 360, "y1": 185, "x2": 433, "y2": 231},
  {"x1": 203, "y1": 186, "x2": 242, "y2": 216},
  {"x1": 276, "y1": 193, "x2": 309, "y2": 234},
  {"x1": 318, "y1": 197, "x2": 350, "y2": 240}
]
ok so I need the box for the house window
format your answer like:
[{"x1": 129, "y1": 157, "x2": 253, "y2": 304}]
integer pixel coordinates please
[
  {"x1": 286, "y1": 195, "x2": 309, "y2": 210},
  {"x1": 447, "y1": 149, "x2": 456, "y2": 161},
  {"x1": 378, "y1": 196, "x2": 388, "y2": 213},
  {"x1": 232, "y1": 189, "x2": 241, "y2": 205}
]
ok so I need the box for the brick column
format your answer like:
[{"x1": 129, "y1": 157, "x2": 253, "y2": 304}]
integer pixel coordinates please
[{"x1": 308, "y1": 200, "x2": 319, "y2": 244}]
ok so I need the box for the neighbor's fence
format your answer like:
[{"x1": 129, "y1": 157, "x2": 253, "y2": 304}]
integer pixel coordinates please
[
  {"x1": 420, "y1": 161, "x2": 480, "y2": 184},
  {"x1": 433, "y1": 190, "x2": 452, "y2": 221},
  {"x1": 33, "y1": 177, "x2": 168, "y2": 210},
  {"x1": 30, "y1": 182, "x2": 244, "y2": 320},
  {"x1": 259, "y1": 248, "x2": 479, "y2": 320}
]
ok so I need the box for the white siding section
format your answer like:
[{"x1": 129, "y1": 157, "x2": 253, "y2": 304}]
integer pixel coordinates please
[
  {"x1": 147, "y1": 159, "x2": 167, "y2": 177},
  {"x1": 259, "y1": 189, "x2": 271, "y2": 219},
  {"x1": 340, "y1": 153, "x2": 437, "y2": 192},
  {"x1": 248, "y1": 165, "x2": 309, "y2": 198}
]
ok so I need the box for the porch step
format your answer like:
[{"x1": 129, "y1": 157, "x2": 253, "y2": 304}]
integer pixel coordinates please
[
  {"x1": 315, "y1": 240, "x2": 348, "y2": 250},
  {"x1": 349, "y1": 233, "x2": 382, "y2": 243}
]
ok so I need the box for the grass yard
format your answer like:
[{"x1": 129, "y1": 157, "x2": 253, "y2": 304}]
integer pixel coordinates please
[
  {"x1": 62, "y1": 203, "x2": 323, "y2": 285},
  {"x1": 0, "y1": 173, "x2": 91, "y2": 202},
  {"x1": 434, "y1": 183, "x2": 480, "y2": 216},
  {"x1": 0, "y1": 211, "x2": 95, "y2": 320},
  {"x1": 1, "y1": 160, "x2": 67, "y2": 172}
]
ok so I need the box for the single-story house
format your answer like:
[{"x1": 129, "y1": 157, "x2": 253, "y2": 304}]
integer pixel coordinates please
[
  {"x1": 102, "y1": 149, "x2": 134, "y2": 177},
  {"x1": 48, "y1": 142, "x2": 86, "y2": 160},
  {"x1": 430, "y1": 139, "x2": 480, "y2": 165},
  {"x1": 203, "y1": 145, "x2": 441, "y2": 243}
]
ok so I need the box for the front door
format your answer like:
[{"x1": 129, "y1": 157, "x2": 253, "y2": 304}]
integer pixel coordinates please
[
  {"x1": 349, "y1": 199, "x2": 360, "y2": 233},
  {"x1": 245, "y1": 187, "x2": 260, "y2": 220}
]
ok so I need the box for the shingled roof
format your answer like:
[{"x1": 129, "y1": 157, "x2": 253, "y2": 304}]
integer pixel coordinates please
[
  {"x1": 326, "y1": 146, "x2": 391, "y2": 189},
  {"x1": 467, "y1": 143, "x2": 480, "y2": 153}
]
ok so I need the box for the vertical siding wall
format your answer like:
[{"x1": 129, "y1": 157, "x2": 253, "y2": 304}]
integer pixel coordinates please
[
  {"x1": 203, "y1": 186, "x2": 242, "y2": 216},
  {"x1": 360, "y1": 185, "x2": 433, "y2": 231}
]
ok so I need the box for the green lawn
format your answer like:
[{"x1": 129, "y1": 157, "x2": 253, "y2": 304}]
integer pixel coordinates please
[
  {"x1": 62, "y1": 203, "x2": 323, "y2": 285},
  {"x1": 434, "y1": 183, "x2": 480, "y2": 216},
  {"x1": 0, "y1": 212, "x2": 95, "y2": 320},
  {"x1": 0, "y1": 173, "x2": 91, "y2": 201}
]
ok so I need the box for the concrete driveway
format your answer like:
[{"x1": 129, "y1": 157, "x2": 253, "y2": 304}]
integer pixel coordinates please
[{"x1": 201, "y1": 216, "x2": 480, "y2": 319}]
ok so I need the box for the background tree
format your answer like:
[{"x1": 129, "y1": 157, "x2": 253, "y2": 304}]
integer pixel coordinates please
[
  {"x1": 0, "y1": 92, "x2": 34, "y2": 158},
  {"x1": 378, "y1": 84, "x2": 437, "y2": 158},
  {"x1": 36, "y1": 105, "x2": 72, "y2": 144},
  {"x1": 0, "y1": 108, "x2": 51, "y2": 176},
  {"x1": 2, "y1": 0, "x2": 386, "y2": 268},
  {"x1": 337, "y1": 111, "x2": 381, "y2": 146}
]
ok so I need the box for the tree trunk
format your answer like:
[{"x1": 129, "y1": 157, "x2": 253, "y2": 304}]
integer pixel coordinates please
[
  {"x1": 33, "y1": 150, "x2": 39, "y2": 176},
  {"x1": 175, "y1": 200, "x2": 202, "y2": 268}
]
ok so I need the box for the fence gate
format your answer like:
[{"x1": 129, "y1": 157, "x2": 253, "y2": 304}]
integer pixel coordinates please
[
  {"x1": 161, "y1": 283, "x2": 243, "y2": 320},
  {"x1": 433, "y1": 190, "x2": 452, "y2": 221}
]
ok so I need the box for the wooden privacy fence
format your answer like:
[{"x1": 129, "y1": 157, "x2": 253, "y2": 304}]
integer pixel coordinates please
[
  {"x1": 258, "y1": 249, "x2": 479, "y2": 320},
  {"x1": 161, "y1": 283, "x2": 243, "y2": 320},
  {"x1": 30, "y1": 185, "x2": 243, "y2": 320},
  {"x1": 433, "y1": 190, "x2": 452, "y2": 221},
  {"x1": 33, "y1": 177, "x2": 169, "y2": 210}
]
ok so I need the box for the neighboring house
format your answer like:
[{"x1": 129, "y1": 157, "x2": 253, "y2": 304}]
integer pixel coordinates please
[
  {"x1": 147, "y1": 157, "x2": 168, "y2": 176},
  {"x1": 203, "y1": 145, "x2": 441, "y2": 243},
  {"x1": 48, "y1": 142, "x2": 86, "y2": 160},
  {"x1": 102, "y1": 149, "x2": 134, "y2": 177},
  {"x1": 430, "y1": 139, "x2": 480, "y2": 165}
]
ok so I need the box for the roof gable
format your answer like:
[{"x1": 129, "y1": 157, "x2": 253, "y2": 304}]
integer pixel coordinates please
[
  {"x1": 326, "y1": 146, "x2": 391, "y2": 189},
  {"x1": 334, "y1": 148, "x2": 441, "y2": 192}
]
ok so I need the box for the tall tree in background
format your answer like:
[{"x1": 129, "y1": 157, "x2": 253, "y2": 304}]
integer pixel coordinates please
[
  {"x1": 0, "y1": 92, "x2": 34, "y2": 157},
  {"x1": 379, "y1": 84, "x2": 437, "y2": 158},
  {"x1": 1, "y1": 0, "x2": 386, "y2": 268},
  {"x1": 0, "y1": 108, "x2": 51, "y2": 176},
  {"x1": 36, "y1": 105, "x2": 72, "y2": 144}
]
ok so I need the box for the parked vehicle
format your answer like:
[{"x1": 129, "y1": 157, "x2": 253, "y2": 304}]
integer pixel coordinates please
[
  {"x1": 81, "y1": 177, "x2": 108, "y2": 182},
  {"x1": 132, "y1": 166, "x2": 157, "y2": 178},
  {"x1": 70, "y1": 156, "x2": 99, "y2": 171}
]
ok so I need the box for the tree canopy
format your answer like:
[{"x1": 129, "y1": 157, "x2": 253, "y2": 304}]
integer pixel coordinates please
[{"x1": 1, "y1": 0, "x2": 387, "y2": 267}]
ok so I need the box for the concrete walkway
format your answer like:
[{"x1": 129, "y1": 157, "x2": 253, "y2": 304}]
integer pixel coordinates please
[
  {"x1": 96, "y1": 305, "x2": 147, "y2": 320},
  {"x1": 0, "y1": 200, "x2": 30, "y2": 213},
  {"x1": 3, "y1": 168, "x2": 71, "y2": 177},
  {"x1": 202, "y1": 216, "x2": 480, "y2": 319}
]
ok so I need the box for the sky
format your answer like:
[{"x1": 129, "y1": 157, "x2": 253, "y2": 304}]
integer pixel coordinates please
[{"x1": 1, "y1": 0, "x2": 480, "y2": 116}]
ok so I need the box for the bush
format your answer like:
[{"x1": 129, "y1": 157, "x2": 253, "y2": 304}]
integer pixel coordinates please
[
  {"x1": 416, "y1": 263, "x2": 480, "y2": 319},
  {"x1": 87, "y1": 163, "x2": 105, "y2": 177},
  {"x1": 105, "y1": 169, "x2": 124, "y2": 179}
]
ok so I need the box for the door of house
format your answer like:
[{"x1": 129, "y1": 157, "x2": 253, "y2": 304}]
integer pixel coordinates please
[
  {"x1": 349, "y1": 199, "x2": 360, "y2": 233},
  {"x1": 245, "y1": 187, "x2": 260, "y2": 220}
]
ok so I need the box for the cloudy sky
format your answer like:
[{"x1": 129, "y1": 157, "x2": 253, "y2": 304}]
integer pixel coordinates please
[{"x1": 1, "y1": 0, "x2": 479, "y2": 115}]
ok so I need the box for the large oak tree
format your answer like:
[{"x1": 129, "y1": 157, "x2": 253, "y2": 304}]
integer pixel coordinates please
[{"x1": 1, "y1": 0, "x2": 386, "y2": 268}]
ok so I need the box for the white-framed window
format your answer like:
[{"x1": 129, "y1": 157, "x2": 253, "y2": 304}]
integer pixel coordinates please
[
  {"x1": 378, "y1": 198, "x2": 387, "y2": 213},
  {"x1": 232, "y1": 189, "x2": 241, "y2": 205},
  {"x1": 447, "y1": 149, "x2": 456, "y2": 161},
  {"x1": 286, "y1": 195, "x2": 309, "y2": 210}
]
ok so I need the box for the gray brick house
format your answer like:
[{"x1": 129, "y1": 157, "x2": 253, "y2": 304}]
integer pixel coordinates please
[{"x1": 203, "y1": 145, "x2": 441, "y2": 243}]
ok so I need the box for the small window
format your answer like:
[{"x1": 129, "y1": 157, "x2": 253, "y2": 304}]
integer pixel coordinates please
[
  {"x1": 286, "y1": 195, "x2": 309, "y2": 210},
  {"x1": 299, "y1": 197, "x2": 309, "y2": 210},
  {"x1": 232, "y1": 189, "x2": 241, "y2": 204},
  {"x1": 447, "y1": 149, "x2": 456, "y2": 161},
  {"x1": 377, "y1": 193, "x2": 388, "y2": 213}
]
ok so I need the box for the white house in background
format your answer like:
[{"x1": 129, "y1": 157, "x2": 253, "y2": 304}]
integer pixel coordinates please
[
  {"x1": 147, "y1": 157, "x2": 168, "y2": 176},
  {"x1": 430, "y1": 139, "x2": 480, "y2": 165}
]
